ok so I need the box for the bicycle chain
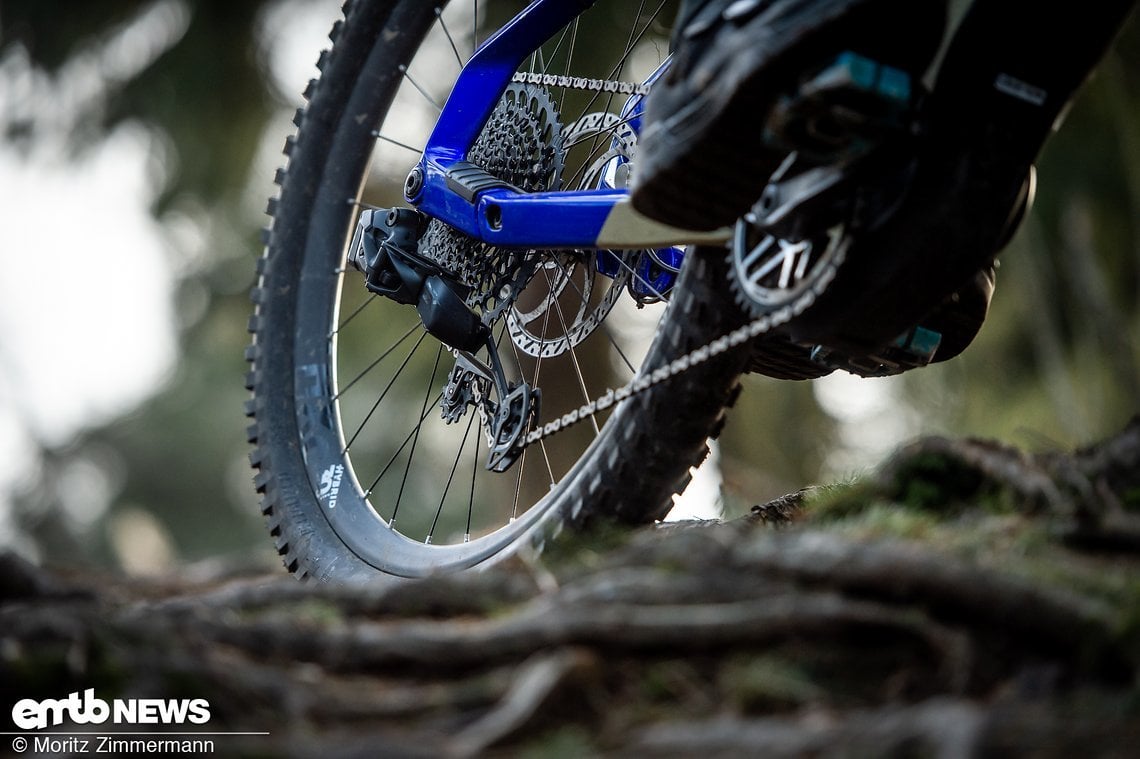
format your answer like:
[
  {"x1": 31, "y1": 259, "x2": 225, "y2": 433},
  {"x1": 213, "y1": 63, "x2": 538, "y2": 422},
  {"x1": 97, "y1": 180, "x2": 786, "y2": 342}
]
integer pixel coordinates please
[
  {"x1": 511, "y1": 72, "x2": 651, "y2": 96},
  {"x1": 522, "y1": 307, "x2": 800, "y2": 448}
]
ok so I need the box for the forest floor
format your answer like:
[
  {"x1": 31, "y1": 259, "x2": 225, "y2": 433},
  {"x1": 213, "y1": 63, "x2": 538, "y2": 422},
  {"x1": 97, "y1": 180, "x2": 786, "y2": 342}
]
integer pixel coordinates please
[{"x1": 3, "y1": 419, "x2": 1139, "y2": 757}]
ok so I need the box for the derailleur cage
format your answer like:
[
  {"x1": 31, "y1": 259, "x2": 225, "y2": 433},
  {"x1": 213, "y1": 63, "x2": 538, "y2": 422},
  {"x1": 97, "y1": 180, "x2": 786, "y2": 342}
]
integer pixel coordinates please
[{"x1": 486, "y1": 382, "x2": 540, "y2": 473}]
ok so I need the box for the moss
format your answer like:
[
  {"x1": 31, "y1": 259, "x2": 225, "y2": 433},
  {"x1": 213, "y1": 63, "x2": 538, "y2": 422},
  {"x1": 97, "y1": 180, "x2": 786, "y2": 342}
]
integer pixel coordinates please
[
  {"x1": 974, "y1": 484, "x2": 1022, "y2": 516},
  {"x1": 539, "y1": 519, "x2": 636, "y2": 575},
  {"x1": 810, "y1": 502, "x2": 941, "y2": 542},
  {"x1": 800, "y1": 481, "x2": 882, "y2": 522},
  {"x1": 282, "y1": 599, "x2": 345, "y2": 626},
  {"x1": 804, "y1": 449, "x2": 1043, "y2": 539},
  {"x1": 720, "y1": 654, "x2": 825, "y2": 712},
  {"x1": 885, "y1": 452, "x2": 1006, "y2": 515}
]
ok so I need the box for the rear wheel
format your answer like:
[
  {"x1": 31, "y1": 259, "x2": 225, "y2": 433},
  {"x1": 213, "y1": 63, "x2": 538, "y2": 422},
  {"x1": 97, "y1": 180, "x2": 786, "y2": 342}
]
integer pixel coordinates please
[{"x1": 246, "y1": 0, "x2": 753, "y2": 581}]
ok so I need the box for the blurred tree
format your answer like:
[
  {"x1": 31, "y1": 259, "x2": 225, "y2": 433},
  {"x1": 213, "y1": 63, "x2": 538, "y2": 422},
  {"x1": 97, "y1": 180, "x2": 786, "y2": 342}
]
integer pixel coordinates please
[
  {"x1": 1, "y1": 0, "x2": 279, "y2": 568},
  {"x1": 2, "y1": 0, "x2": 274, "y2": 204}
]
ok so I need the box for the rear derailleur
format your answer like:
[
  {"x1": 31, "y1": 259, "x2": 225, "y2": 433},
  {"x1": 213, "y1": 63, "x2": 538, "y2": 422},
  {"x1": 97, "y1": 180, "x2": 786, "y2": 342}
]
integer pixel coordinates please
[{"x1": 349, "y1": 207, "x2": 538, "y2": 472}]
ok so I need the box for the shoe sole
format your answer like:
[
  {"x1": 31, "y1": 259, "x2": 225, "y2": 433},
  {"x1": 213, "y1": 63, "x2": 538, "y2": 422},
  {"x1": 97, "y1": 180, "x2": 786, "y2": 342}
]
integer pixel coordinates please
[{"x1": 631, "y1": 0, "x2": 939, "y2": 231}]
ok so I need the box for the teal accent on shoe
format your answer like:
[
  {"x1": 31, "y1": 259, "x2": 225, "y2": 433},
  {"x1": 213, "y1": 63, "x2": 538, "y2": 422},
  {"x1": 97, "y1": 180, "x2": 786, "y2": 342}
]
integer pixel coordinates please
[{"x1": 893, "y1": 325, "x2": 942, "y2": 359}]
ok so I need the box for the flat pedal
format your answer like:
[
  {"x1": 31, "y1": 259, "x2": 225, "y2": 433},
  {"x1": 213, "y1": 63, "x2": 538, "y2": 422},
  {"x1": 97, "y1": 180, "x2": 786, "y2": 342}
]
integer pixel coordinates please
[
  {"x1": 765, "y1": 52, "x2": 915, "y2": 163},
  {"x1": 810, "y1": 325, "x2": 942, "y2": 378}
]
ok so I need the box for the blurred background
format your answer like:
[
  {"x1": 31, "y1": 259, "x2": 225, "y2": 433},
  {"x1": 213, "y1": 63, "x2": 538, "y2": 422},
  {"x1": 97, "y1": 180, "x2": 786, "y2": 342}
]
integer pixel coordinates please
[{"x1": 0, "y1": 0, "x2": 1136, "y2": 574}]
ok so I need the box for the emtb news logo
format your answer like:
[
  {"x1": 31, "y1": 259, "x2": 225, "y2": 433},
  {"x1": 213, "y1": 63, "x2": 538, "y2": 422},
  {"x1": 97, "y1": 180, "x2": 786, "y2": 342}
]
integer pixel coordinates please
[{"x1": 11, "y1": 689, "x2": 210, "y2": 730}]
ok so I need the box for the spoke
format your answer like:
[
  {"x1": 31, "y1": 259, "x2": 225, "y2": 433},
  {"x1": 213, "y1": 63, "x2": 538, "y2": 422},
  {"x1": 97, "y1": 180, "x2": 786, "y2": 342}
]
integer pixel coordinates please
[
  {"x1": 580, "y1": 0, "x2": 648, "y2": 168},
  {"x1": 511, "y1": 445, "x2": 527, "y2": 521},
  {"x1": 348, "y1": 198, "x2": 387, "y2": 211},
  {"x1": 563, "y1": 111, "x2": 641, "y2": 190},
  {"x1": 540, "y1": 22, "x2": 574, "y2": 79},
  {"x1": 398, "y1": 64, "x2": 443, "y2": 111},
  {"x1": 372, "y1": 130, "x2": 423, "y2": 155},
  {"x1": 554, "y1": 258, "x2": 638, "y2": 375},
  {"x1": 434, "y1": 7, "x2": 463, "y2": 68},
  {"x1": 560, "y1": 3, "x2": 669, "y2": 191},
  {"x1": 466, "y1": 431, "x2": 479, "y2": 543},
  {"x1": 427, "y1": 410, "x2": 478, "y2": 544},
  {"x1": 365, "y1": 390, "x2": 445, "y2": 498},
  {"x1": 332, "y1": 293, "x2": 378, "y2": 337},
  {"x1": 392, "y1": 345, "x2": 445, "y2": 527},
  {"x1": 343, "y1": 330, "x2": 428, "y2": 451},
  {"x1": 494, "y1": 318, "x2": 514, "y2": 374},
  {"x1": 605, "y1": 328, "x2": 637, "y2": 374},
  {"x1": 506, "y1": 308, "x2": 557, "y2": 484},
  {"x1": 537, "y1": 438, "x2": 557, "y2": 486},
  {"x1": 473, "y1": 0, "x2": 478, "y2": 54},
  {"x1": 614, "y1": 251, "x2": 669, "y2": 303},
  {"x1": 546, "y1": 267, "x2": 601, "y2": 436},
  {"x1": 626, "y1": 1, "x2": 651, "y2": 58},
  {"x1": 519, "y1": 262, "x2": 557, "y2": 487},
  {"x1": 562, "y1": 16, "x2": 579, "y2": 79},
  {"x1": 333, "y1": 323, "x2": 421, "y2": 401},
  {"x1": 559, "y1": 16, "x2": 580, "y2": 112},
  {"x1": 568, "y1": 0, "x2": 669, "y2": 131},
  {"x1": 530, "y1": 276, "x2": 556, "y2": 381}
]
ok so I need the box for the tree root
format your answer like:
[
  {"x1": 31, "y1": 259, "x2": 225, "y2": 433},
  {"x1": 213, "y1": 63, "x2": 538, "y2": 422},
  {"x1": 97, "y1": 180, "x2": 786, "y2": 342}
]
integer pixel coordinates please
[{"x1": 2, "y1": 420, "x2": 1138, "y2": 754}]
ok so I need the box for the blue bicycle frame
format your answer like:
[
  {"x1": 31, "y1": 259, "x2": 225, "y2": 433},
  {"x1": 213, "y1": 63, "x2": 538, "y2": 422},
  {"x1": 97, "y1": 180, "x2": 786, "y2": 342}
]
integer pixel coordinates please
[{"x1": 404, "y1": 0, "x2": 732, "y2": 250}]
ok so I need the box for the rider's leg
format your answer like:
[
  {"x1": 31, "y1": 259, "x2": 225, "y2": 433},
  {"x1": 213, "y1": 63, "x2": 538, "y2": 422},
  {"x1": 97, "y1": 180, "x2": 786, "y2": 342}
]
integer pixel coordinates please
[
  {"x1": 784, "y1": 0, "x2": 1137, "y2": 357},
  {"x1": 630, "y1": 0, "x2": 949, "y2": 230}
]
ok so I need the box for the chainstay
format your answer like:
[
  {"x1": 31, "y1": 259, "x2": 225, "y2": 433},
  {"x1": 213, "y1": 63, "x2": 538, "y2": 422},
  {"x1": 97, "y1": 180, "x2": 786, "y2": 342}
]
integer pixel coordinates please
[
  {"x1": 523, "y1": 312, "x2": 781, "y2": 448},
  {"x1": 511, "y1": 72, "x2": 650, "y2": 96}
]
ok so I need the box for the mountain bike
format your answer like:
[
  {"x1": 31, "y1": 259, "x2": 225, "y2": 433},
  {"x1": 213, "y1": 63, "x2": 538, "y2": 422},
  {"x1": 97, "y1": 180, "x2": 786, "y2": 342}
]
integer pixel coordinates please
[{"x1": 246, "y1": 0, "x2": 1134, "y2": 581}]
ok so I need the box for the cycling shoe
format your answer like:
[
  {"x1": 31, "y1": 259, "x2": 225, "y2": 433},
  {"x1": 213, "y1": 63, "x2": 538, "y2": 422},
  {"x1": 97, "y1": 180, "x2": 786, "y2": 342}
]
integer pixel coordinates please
[{"x1": 631, "y1": 0, "x2": 947, "y2": 231}]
